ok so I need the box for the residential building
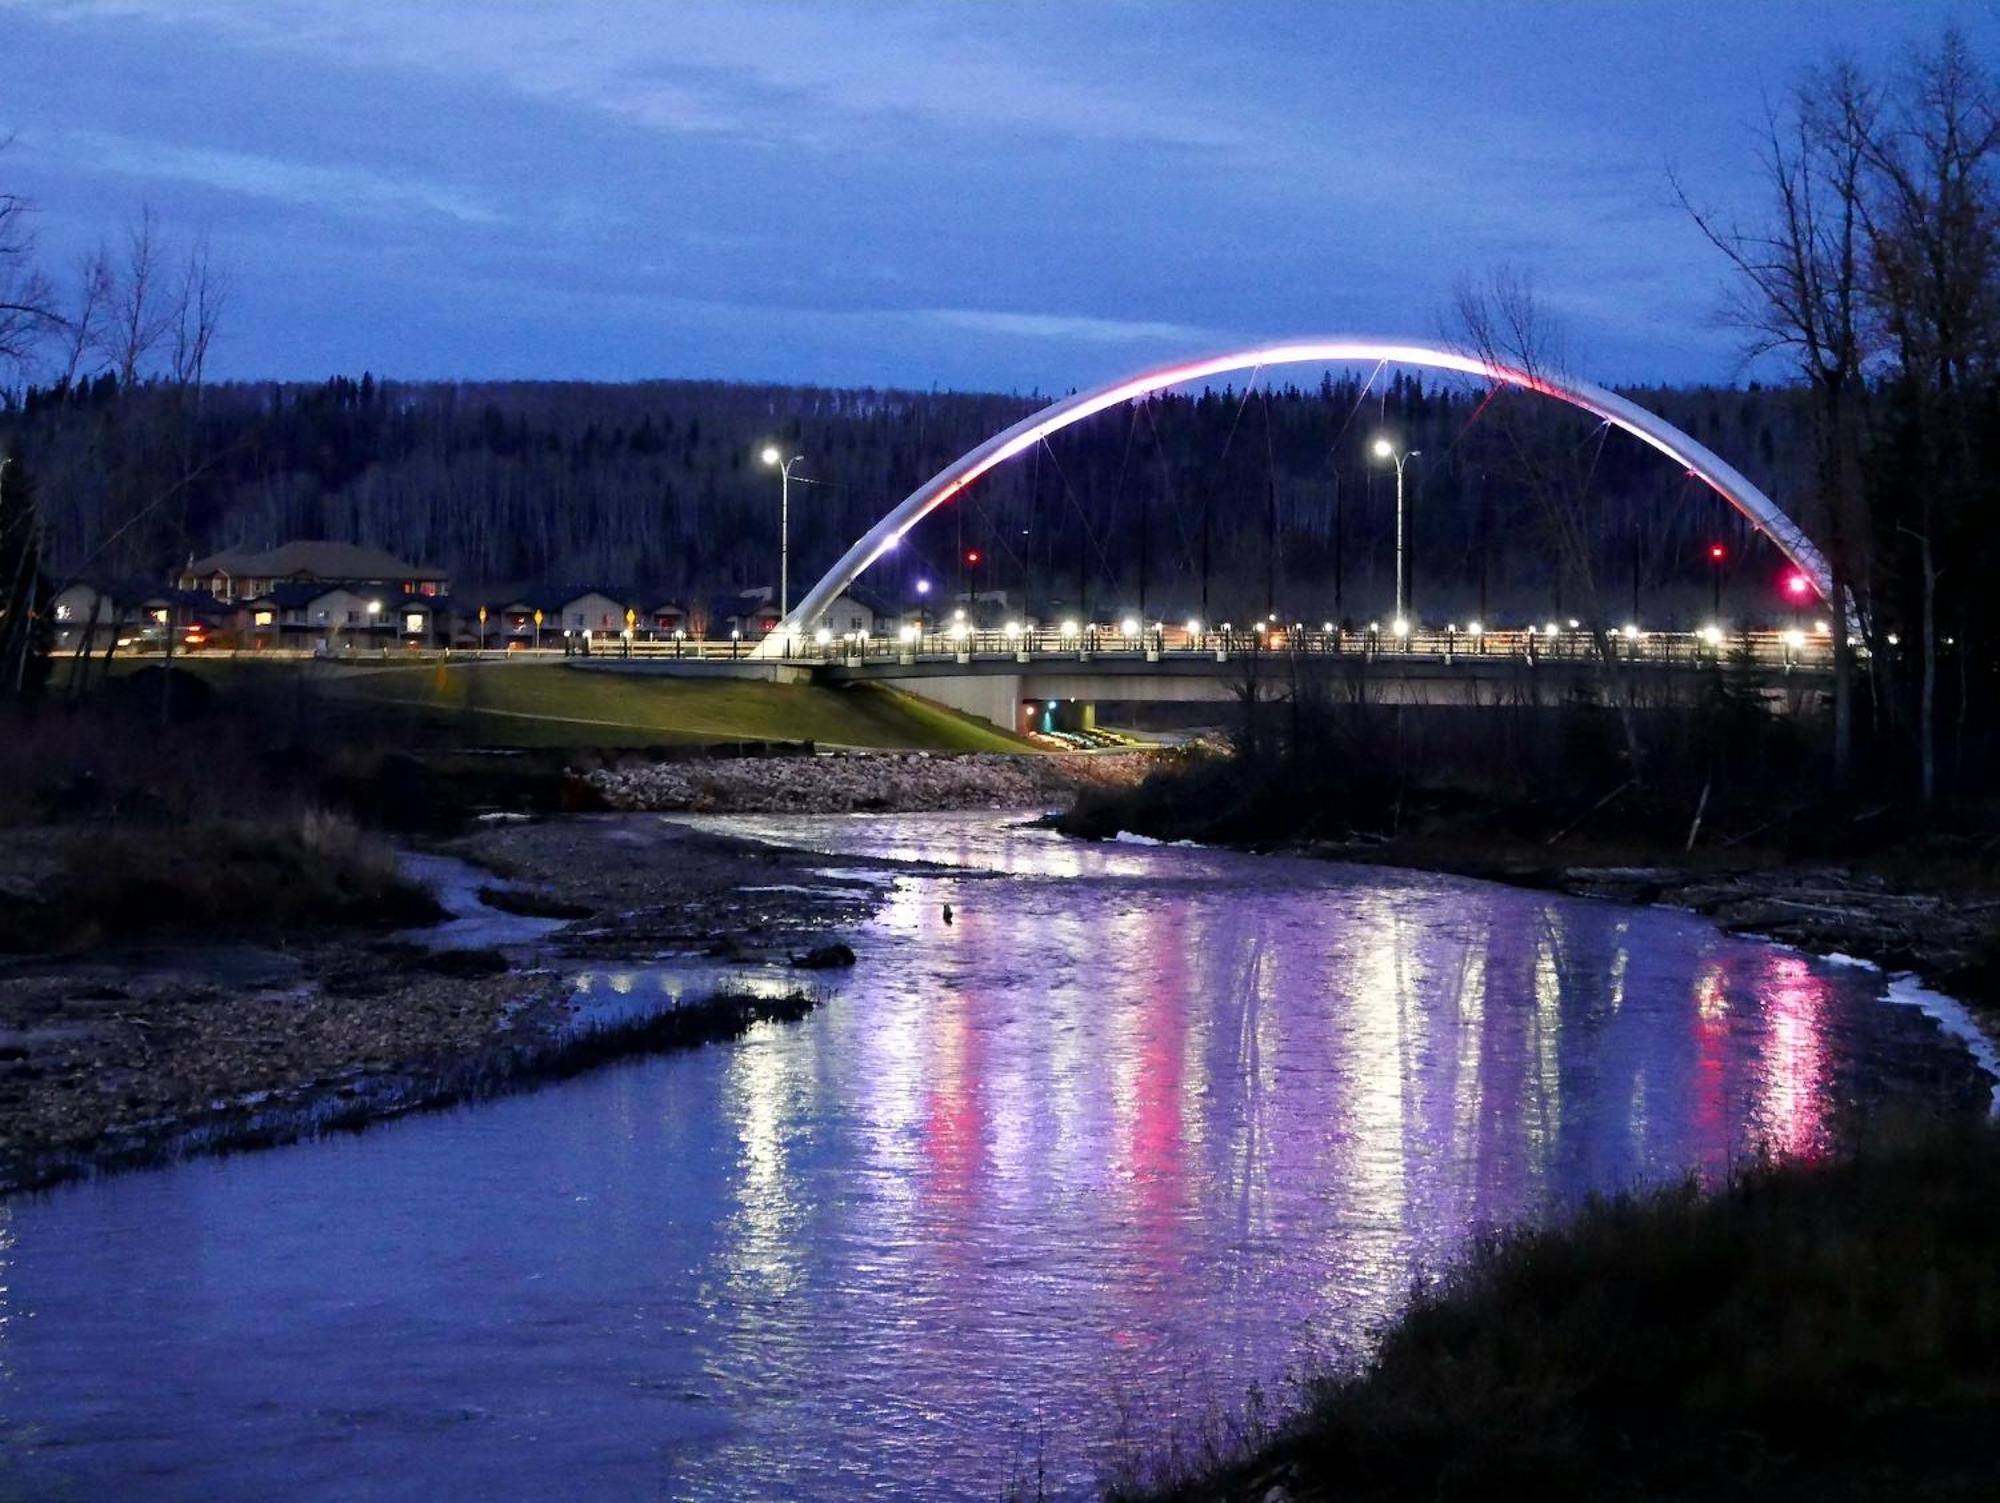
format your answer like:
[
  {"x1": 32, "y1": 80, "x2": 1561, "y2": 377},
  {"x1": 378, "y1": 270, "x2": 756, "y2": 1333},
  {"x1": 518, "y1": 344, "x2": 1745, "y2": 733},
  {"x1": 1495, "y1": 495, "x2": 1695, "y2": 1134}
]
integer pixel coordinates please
[{"x1": 178, "y1": 540, "x2": 450, "y2": 601}]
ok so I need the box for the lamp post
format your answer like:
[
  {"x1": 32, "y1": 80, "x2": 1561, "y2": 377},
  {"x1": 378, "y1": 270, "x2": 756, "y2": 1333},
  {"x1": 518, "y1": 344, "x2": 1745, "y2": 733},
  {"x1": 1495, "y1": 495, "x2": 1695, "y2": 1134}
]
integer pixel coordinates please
[
  {"x1": 1372, "y1": 437, "x2": 1421, "y2": 628},
  {"x1": 760, "y1": 446, "x2": 805, "y2": 624}
]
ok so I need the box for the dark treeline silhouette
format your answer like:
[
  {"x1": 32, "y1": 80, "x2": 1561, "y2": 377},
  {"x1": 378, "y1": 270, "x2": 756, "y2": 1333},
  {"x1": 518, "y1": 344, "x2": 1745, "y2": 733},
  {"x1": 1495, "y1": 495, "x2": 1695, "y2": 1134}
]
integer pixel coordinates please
[{"x1": 2, "y1": 369, "x2": 1813, "y2": 629}]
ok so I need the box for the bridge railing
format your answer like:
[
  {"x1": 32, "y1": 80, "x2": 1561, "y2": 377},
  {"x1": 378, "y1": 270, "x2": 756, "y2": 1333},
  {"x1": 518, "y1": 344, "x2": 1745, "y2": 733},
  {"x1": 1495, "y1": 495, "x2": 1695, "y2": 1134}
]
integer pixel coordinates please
[{"x1": 692, "y1": 624, "x2": 1839, "y2": 670}]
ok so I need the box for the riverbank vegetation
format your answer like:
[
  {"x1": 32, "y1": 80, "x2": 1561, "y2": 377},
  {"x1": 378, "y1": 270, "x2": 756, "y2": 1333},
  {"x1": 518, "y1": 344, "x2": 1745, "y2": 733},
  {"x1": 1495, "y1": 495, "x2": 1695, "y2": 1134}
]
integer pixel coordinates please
[
  {"x1": 1128, "y1": 1121, "x2": 2000, "y2": 1502},
  {"x1": 0, "y1": 813, "x2": 443, "y2": 954}
]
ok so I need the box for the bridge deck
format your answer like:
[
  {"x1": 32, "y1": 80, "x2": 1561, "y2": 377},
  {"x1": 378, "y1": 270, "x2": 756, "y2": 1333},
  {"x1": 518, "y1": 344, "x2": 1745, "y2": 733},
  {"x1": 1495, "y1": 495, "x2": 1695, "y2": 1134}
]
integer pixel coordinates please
[{"x1": 611, "y1": 625, "x2": 1839, "y2": 676}]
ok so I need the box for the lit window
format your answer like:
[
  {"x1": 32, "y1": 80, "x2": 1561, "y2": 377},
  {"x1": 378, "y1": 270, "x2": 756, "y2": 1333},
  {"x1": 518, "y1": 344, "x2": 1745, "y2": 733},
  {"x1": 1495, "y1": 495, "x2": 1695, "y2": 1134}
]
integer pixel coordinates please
[
  {"x1": 404, "y1": 612, "x2": 424, "y2": 633},
  {"x1": 253, "y1": 610, "x2": 274, "y2": 627}
]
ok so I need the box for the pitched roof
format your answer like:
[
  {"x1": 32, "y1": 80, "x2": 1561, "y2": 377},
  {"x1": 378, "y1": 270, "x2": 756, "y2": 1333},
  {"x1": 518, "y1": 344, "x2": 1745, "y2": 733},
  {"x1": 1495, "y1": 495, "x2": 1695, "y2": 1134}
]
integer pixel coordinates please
[
  {"x1": 186, "y1": 540, "x2": 447, "y2": 581},
  {"x1": 543, "y1": 587, "x2": 633, "y2": 615},
  {"x1": 707, "y1": 593, "x2": 781, "y2": 620}
]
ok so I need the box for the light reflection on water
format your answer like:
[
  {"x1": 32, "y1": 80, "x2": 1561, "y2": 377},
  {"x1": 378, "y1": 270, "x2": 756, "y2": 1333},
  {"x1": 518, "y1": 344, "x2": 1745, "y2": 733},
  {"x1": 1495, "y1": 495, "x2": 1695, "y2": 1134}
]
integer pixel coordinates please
[{"x1": 0, "y1": 812, "x2": 1988, "y2": 1501}]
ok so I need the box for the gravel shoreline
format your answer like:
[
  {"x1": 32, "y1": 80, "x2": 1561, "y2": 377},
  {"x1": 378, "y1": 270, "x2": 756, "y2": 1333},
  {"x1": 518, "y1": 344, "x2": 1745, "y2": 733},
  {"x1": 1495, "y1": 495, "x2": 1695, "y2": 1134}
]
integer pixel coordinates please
[
  {"x1": 585, "y1": 747, "x2": 1154, "y2": 813},
  {"x1": 0, "y1": 813, "x2": 914, "y2": 1196},
  {"x1": 0, "y1": 746, "x2": 1159, "y2": 1195}
]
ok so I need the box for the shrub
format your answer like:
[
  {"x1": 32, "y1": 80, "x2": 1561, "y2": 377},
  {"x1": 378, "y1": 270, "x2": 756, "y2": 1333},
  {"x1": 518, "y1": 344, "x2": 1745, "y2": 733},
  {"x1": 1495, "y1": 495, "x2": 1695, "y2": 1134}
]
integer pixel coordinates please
[{"x1": 0, "y1": 811, "x2": 444, "y2": 952}]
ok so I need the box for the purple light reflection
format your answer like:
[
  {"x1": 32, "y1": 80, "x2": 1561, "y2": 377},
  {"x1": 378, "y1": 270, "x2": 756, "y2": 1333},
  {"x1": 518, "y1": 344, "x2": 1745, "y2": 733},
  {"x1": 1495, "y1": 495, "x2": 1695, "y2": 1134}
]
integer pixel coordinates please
[{"x1": 0, "y1": 813, "x2": 1980, "y2": 1502}]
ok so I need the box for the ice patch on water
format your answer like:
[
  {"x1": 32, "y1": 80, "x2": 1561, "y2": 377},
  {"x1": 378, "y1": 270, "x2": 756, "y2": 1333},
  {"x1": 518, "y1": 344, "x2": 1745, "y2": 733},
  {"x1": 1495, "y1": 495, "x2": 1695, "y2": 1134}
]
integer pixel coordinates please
[{"x1": 1881, "y1": 972, "x2": 2000, "y2": 1115}]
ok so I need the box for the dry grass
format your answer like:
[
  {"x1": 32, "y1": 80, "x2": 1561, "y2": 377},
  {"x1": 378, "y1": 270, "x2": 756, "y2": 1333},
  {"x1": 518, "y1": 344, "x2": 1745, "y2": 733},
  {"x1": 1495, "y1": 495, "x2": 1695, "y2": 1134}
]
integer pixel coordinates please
[{"x1": 0, "y1": 812, "x2": 443, "y2": 952}]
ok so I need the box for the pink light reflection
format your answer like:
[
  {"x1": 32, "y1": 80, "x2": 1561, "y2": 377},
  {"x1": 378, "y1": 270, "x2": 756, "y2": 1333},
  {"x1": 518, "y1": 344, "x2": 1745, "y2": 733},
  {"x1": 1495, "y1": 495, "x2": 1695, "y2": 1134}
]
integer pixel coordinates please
[{"x1": 1756, "y1": 952, "x2": 1833, "y2": 1160}]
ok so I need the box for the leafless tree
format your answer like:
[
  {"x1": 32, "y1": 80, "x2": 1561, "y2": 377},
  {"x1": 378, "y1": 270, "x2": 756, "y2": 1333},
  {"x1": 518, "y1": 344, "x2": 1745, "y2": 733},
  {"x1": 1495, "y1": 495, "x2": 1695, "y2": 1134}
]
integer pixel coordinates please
[
  {"x1": 1673, "y1": 60, "x2": 1877, "y2": 784},
  {"x1": 54, "y1": 243, "x2": 113, "y2": 387},
  {"x1": 106, "y1": 206, "x2": 172, "y2": 386},
  {"x1": 169, "y1": 232, "x2": 226, "y2": 391},
  {"x1": 1452, "y1": 267, "x2": 1647, "y2": 776},
  {"x1": 0, "y1": 144, "x2": 59, "y2": 380},
  {"x1": 1861, "y1": 29, "x2": 2000, "y2": 803}
]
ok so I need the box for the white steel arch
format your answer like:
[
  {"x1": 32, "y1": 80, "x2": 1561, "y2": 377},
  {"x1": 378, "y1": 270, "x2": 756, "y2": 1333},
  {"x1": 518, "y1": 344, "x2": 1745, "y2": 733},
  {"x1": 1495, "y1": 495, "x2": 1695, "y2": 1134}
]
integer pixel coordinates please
[{"x1": 759, "y1": 338, "x2": 1830, "y2": 654}]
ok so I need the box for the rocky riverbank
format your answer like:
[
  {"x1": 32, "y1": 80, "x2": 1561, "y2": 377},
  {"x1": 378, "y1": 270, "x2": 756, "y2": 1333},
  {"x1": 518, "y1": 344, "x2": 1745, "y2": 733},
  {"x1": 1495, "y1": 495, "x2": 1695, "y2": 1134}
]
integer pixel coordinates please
[
  {"x1": 584, "y1": 747, "x2": 1154, "y2": 813},
  {"x1": 1282, "y1": 839, "x2": 2000, "y2": 1013},
  {"x1": 1057, "y1": 758, "x2": 2000, "y2": 1016},
  {"x1": 0, "y1": 815, "x2": 914, "y2": 1196}
]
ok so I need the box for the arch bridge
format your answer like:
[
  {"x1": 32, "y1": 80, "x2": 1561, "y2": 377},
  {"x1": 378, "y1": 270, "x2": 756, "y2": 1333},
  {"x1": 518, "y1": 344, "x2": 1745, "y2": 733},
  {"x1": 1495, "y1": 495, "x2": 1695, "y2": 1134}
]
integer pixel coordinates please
[{"x1": 755, "y1": 337, "x2": 1832, "y2": 658}]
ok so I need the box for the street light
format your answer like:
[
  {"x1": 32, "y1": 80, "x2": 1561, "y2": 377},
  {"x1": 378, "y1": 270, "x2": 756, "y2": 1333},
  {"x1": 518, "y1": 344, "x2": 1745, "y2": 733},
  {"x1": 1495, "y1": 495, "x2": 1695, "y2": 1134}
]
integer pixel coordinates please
[
  {"x1": 760, "y1": 445, "x2": 805, "y2": 621},
  {"x1": 1371, "y1": 437, "x2": 1421, "y2": 626}
]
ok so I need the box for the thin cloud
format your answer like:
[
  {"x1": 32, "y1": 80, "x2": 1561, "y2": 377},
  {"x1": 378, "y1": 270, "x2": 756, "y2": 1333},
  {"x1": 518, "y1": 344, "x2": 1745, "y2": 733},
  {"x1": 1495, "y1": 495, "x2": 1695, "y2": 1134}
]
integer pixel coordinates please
[
  {"x1": 9, "y1": 0, "x2": 1252, "y2": 153},
  {"x1": 44, "y1": 128, "x2": 504, "y2": 225},
  {"x1": 921, "y1": 308, "x2": 1222, "y2": 346}
]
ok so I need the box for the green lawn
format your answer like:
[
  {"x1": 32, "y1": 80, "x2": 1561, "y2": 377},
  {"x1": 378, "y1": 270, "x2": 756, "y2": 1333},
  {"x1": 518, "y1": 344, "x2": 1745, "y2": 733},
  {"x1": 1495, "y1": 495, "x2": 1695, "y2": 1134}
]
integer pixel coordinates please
[{"x1": 329, "y1": 661, "x2": 1034, "y2": 751}]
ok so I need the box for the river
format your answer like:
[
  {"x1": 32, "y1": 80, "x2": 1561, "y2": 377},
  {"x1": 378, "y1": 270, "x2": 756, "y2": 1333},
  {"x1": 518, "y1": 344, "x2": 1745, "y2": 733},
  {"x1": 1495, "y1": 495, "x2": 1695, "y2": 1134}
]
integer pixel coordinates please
[{"x1": 0, "y1": 812, "x2": 1990, "y2": 1500}]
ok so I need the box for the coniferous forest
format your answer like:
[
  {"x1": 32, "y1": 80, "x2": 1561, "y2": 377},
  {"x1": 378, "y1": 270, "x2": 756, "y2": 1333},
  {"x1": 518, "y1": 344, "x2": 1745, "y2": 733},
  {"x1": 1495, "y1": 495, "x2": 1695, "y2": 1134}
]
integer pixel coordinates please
[{"x1": 3, "y1": 369, "x2": 1814, "y2": 629}]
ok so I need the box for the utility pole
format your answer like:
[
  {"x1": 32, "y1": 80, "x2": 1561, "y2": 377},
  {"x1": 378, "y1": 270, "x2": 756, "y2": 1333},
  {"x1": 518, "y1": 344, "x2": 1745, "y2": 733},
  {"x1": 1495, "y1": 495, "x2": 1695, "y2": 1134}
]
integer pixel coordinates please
[
  {"x1": 1372, "y1": 438, "x2": 1420, "y2": 625},
  {"x1": 1138, "y1": 487, "x2": 1149, "y2": 624},
  {"x1": 759, "y1": 446, "x2": 804, "y2": 628},
  {"x1": 1332, "y1": 470, "x2": 1343, "y2": 623},
  {"x1": 1631, "y1": 525, "x2": 1641, "y2": 624},
  {"x1": 1199, "y1": 490, "x2": 1211, "y2": 629},
  {"x1": 1264, "y1": 474, "x2": 1277, "y2": 617}
]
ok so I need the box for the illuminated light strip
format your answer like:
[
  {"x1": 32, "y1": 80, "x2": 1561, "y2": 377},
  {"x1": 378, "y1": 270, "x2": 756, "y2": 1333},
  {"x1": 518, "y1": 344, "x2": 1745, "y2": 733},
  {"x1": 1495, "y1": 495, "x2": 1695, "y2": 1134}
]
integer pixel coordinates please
[{"x1": 759, "y1": 339, "x2": 1833, "y2": 653}]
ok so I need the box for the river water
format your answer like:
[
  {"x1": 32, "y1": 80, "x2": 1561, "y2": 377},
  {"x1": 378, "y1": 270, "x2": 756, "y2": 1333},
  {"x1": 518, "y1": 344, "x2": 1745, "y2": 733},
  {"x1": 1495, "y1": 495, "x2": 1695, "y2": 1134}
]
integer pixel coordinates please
[{"x1": 0, "y1": 813, "x2": 1989, "y2": 1500}]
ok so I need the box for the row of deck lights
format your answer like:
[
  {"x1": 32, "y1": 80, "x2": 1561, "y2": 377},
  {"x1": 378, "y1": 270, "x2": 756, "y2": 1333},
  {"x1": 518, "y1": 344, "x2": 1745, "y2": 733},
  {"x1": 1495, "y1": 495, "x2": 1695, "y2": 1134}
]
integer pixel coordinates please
[{"x1": 794, "y1": 617, "x2": 1836, "y2": 650}]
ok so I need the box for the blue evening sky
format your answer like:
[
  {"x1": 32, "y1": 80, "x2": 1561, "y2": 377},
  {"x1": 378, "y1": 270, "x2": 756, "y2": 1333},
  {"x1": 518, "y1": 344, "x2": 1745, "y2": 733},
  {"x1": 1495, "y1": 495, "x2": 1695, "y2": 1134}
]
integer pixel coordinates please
[{"x1": 2, "y1": 1, "x2": 1992, "y2": 391}]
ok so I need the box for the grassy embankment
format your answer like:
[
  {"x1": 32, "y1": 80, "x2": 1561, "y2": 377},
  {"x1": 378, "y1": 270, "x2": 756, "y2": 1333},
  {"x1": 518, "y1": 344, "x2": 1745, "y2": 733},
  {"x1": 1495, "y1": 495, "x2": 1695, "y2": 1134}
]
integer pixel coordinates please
[
  {"x1": 126, "y1": 655, "x2": 1033, "y2": 751},
  {"x1": 5, "y1": 658, "x2": 1028, "y2": 947},
  {"x1": 1132, "y1": 1122, "x2": 2000, "y2": 1503}
]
